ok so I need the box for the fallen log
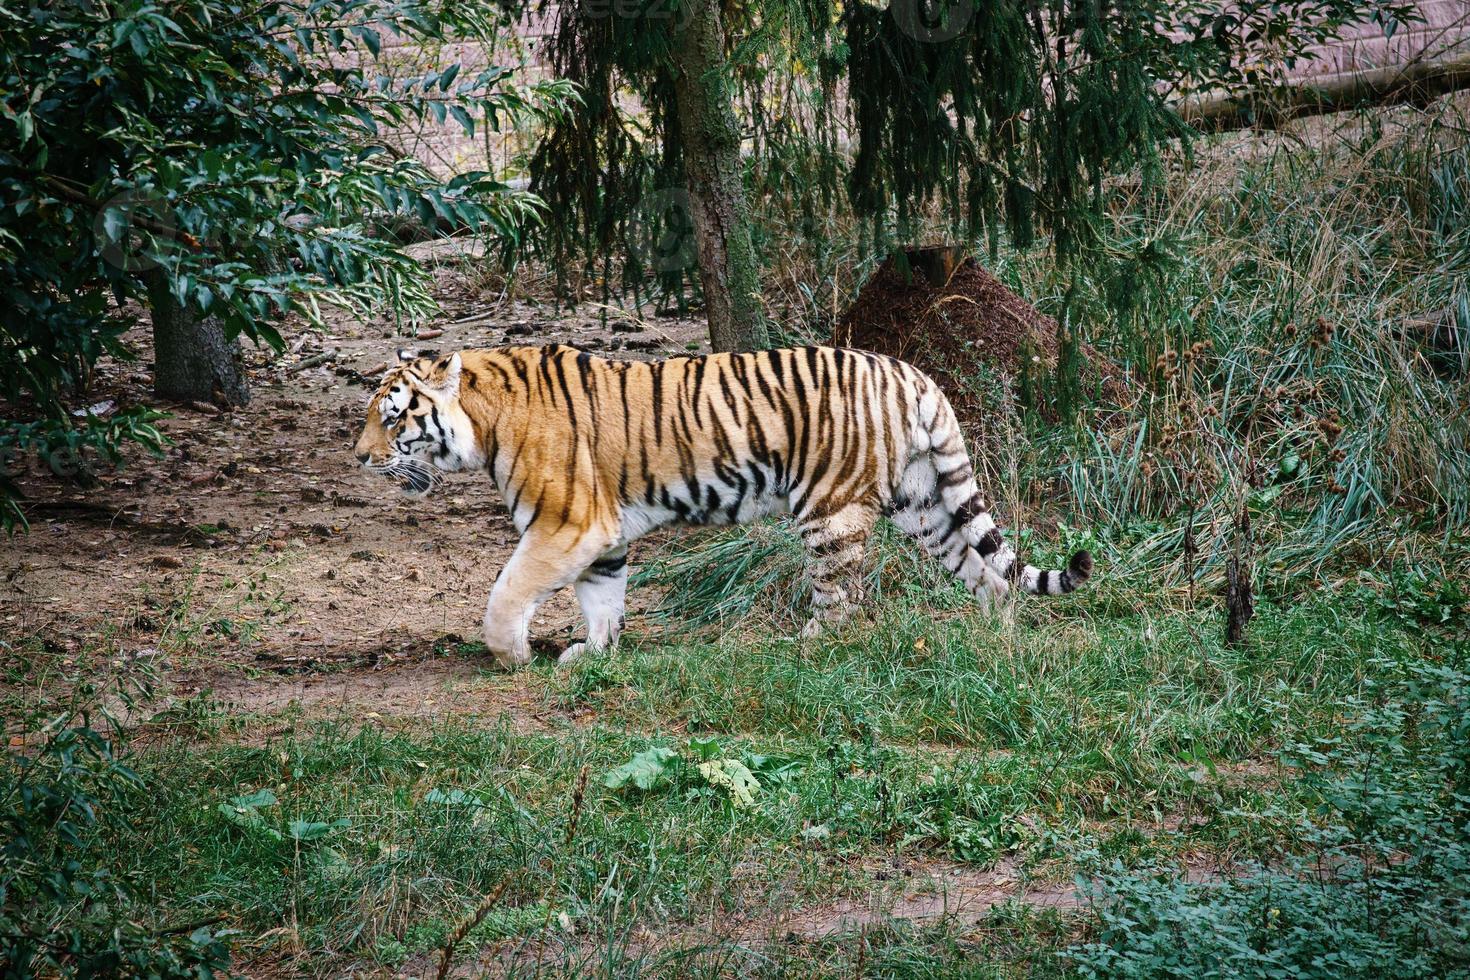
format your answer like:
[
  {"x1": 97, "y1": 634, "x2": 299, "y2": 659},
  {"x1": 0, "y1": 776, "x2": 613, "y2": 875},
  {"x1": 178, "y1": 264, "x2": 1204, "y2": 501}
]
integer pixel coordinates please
[{"x1": 1179, "y1": 55, "x2": 1470, "y2": 132}]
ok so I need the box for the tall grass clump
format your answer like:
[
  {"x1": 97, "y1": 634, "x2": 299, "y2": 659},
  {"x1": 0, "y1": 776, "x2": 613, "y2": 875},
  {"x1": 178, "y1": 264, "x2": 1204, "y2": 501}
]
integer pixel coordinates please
[
  {"x1": 1032, "y1": 101, "x2": 1470, "y2": 584},
  {"x1": 676, "y1": 100, "x2": 1470, "y2": 602}
]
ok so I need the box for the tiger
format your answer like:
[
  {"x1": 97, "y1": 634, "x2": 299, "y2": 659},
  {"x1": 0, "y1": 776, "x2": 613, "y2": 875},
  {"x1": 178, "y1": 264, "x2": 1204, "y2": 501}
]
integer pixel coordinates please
[{"x1": 353, "y1": 345, "x2": 1093, "y2": 670}]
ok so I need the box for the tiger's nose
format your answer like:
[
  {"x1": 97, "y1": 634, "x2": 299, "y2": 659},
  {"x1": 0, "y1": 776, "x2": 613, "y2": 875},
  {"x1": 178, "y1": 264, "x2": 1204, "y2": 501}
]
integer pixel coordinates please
[{"x1": 356, "y1": 452, "x2": 370, "y2": 464}]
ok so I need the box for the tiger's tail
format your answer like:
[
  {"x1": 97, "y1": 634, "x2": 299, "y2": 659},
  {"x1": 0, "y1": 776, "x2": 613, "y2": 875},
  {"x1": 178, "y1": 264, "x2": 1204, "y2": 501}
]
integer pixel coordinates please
[{"x1": 890, "y1": 380, "x2": 1093, "y2": 599}]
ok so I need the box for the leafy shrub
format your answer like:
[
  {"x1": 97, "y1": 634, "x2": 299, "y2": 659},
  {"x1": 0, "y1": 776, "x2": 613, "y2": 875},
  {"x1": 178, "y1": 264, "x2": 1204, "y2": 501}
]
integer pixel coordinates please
[
  {"x1": 1, "y1": 714, "x2": 232, "y2": 977},
  {"x1": 1361, "y1": 564, "x2": 1470, "y2": 630},
  {"x1": 892, "y1": 774, "x2": 1027, "y2": 865},
  {"x1": 1066, "y1": 658, "x2": 1470, "y2": 978},
  {"x1": 0, "y1": 0, "x2": 574, "y2": 526}
]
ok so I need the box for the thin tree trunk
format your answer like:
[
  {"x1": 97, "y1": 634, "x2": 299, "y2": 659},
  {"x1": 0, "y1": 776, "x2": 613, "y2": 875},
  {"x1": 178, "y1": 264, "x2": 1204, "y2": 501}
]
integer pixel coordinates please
[
  {"x1": 145, "y1": 271, "x2": 250, "y2": 406},
  {"x1": 1225, "y1": 503, "x2": 1254, "y2": 648},
  {"x1": 670, "y1": 0, "x2": 769, "y2": 352}
]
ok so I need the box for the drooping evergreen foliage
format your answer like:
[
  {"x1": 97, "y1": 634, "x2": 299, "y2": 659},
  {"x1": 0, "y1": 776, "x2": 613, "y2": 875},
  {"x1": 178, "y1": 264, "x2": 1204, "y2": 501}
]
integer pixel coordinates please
[
  {"x1": 528, "y1": 0, "x2": 1417, "y2": 303},
  {"x1": 528, "y1": 0, "x2": 695, "y2": 307},
  {"x1": 0, "y1": 0, "x2": 574, "y2": 527}
]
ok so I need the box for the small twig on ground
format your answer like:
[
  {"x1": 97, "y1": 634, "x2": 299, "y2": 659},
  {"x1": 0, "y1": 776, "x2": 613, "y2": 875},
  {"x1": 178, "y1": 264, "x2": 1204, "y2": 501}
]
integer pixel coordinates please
[
  {"x1": 446, "y1": 310, "x2": 502, "y2": 327},
  {"x1": 285, "y1": 350, "x2": 338, "y2": 375},
  {"x1": 416, "y1": 328, "x2": 445, "y2": 340}
]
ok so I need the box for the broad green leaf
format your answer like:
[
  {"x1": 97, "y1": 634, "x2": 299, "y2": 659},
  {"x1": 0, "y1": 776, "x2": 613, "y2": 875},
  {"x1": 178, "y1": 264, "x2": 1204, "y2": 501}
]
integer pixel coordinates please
[
  {"x1": 744, "y1": 753, "x2": 802, "y2": 785},
  {"x1": 603, "y1": 746, "x2": 677, "y2": 791},
  {"x1": 697, "y1": 759, "x2": 760, "y2": 807},
  {"x1": 232, "y1": 788, "x2": 278, "y2": 809},
  {"x1": 687, "y1": 736, "x2": 722, "y2": 761},
  {"x1": 218, "y1": 788, "x2": 284, "y2": 840},
  {"x1": 448, "y1": 103, "x2": 474, "y2": 135},
  {"x1": 101, "y1": 206, "x2": 126, "y2": 244},
  {"x1": 287, "y1": 817, "x2": 349, "y2": 841}
]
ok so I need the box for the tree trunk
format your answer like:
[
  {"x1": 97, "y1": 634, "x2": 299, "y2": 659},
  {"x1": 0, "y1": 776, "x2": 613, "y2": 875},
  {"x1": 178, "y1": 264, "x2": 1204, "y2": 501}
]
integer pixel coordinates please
[
  {"x1": 145, "y1": 271, "x2": 250, "y2": 406},
  {"x1": 669, "y1": 0, "x2": 769, "y2": 352}
]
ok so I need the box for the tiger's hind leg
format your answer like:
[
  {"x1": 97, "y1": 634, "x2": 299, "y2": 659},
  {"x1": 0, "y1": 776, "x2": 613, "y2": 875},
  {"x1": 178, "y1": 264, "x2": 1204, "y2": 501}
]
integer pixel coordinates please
[
  {"x1": 559, "y1": 544, "x2": 629, "y2": 666},
  {"x1": 797, "y1": 502, "x2": 876, "y2": 639},
  {"x1": 483, "y1": 527, "x2": 614, "y2": 670}
]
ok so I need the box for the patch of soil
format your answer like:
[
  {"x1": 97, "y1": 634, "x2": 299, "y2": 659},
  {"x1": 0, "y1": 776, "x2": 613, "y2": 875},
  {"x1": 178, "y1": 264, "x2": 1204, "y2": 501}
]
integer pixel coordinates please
[
  {"x1": 0, "y1": 260, "x2": 706, "y2": 708},
  {"x1": 192, "y1": 655, "x2": 561, "y2": 738},
  {"x1": 767, "y1": 856, "x2": 1081, "y2": 940},
  {"x1": 766, "y1": 851, "x2": 1231, "y2": 941}
]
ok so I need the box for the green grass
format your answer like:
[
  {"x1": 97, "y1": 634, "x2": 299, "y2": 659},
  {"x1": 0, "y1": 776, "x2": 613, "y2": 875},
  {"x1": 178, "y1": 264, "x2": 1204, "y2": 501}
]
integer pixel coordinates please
[{"x1": 8, "y1": 522, "x2": 1463, "y2": 976}]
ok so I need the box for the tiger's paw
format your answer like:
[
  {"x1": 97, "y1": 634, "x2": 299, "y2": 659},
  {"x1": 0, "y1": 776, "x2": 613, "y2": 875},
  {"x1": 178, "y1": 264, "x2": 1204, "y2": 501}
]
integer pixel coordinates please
[
  {"x1": 799, "y1": 617, "x2": 825, "y2": 640},
  {"x1": 488, "y1": 646, "x2": 532, "y2": 671},
  {"x1": 557, "y1": 642, "x2": 589, "y2": 666}
]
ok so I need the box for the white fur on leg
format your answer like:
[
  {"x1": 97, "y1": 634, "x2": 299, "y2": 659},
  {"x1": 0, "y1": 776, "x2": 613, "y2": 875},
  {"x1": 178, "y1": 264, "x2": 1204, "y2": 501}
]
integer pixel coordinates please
[
  {"x1": 560, "y1": 554, "x2": 628, "y2": 668},
  {"x1": 483, "y1": 599, "x2": 533, "y2": 670},
  {"x1": 483, "y1": 534, "x2": 608, "y2": 670}
]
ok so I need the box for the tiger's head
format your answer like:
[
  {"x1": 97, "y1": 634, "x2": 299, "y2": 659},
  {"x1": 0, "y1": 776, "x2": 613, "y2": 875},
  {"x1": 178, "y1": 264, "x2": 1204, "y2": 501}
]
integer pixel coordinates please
[{"x1": 353, "y1": 349, "x2": 484, "y2": 496}]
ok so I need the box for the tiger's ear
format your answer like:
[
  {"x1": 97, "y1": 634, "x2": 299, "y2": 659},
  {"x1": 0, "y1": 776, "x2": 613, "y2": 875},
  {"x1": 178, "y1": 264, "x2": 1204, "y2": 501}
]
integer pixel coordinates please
[
  {"x1": 397, "y1": 348, "x2": 415, "y2": 364},
  {"x1": 429, "y1": 352, "x2": 462, "y2": 397}
]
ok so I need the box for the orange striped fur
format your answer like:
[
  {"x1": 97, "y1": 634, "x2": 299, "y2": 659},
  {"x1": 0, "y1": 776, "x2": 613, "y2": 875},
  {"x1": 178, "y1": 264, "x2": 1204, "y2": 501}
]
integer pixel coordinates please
[{"x1": 354, "y1": 345, "x2": 1092, "y2": 668}]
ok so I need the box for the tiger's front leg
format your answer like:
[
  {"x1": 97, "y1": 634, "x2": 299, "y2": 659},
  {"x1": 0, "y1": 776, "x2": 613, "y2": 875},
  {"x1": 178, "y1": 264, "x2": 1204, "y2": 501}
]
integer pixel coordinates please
[
  {"x1": 483, "y1": 527, "x2": 614, "y2": 670},
  {"x1": 558, "y1": 544, "x2": 629, "y2": 666}
]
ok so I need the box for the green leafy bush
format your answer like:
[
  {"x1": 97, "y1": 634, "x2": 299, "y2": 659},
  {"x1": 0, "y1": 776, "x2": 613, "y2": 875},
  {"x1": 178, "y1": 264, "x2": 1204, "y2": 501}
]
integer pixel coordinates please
[
  {"x1": 0, "y1": 0, "x2": 574, "y2": 526},
  {"x1": 1361, "y1": 564, "x2": 1470, "y2": 629},
  {"x1": 1066, "y1": 658, "x2": 1470, "y2": 978},
  {"x1": 1, "y1": 713, "x2": 232, "y2": 977}
]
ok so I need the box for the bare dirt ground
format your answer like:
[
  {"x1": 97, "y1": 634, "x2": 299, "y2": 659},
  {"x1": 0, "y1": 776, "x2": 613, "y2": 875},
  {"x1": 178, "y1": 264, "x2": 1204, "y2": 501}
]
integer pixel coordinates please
[{"x1": 1, "y1": 258, "x2": 707, "y2": 726}]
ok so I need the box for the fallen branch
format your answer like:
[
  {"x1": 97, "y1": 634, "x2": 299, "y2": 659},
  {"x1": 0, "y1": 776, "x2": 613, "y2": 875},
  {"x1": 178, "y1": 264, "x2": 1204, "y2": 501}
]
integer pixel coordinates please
[
  {"x1": 1179, "y1": 55, "x2": 1470, "y2": 132},
  {"x1": 448, "y1": 310, "x2": 500, "y2": 326},
  {"x1": 284, "y1": 349, "x2": 338, "y2": 375}
]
